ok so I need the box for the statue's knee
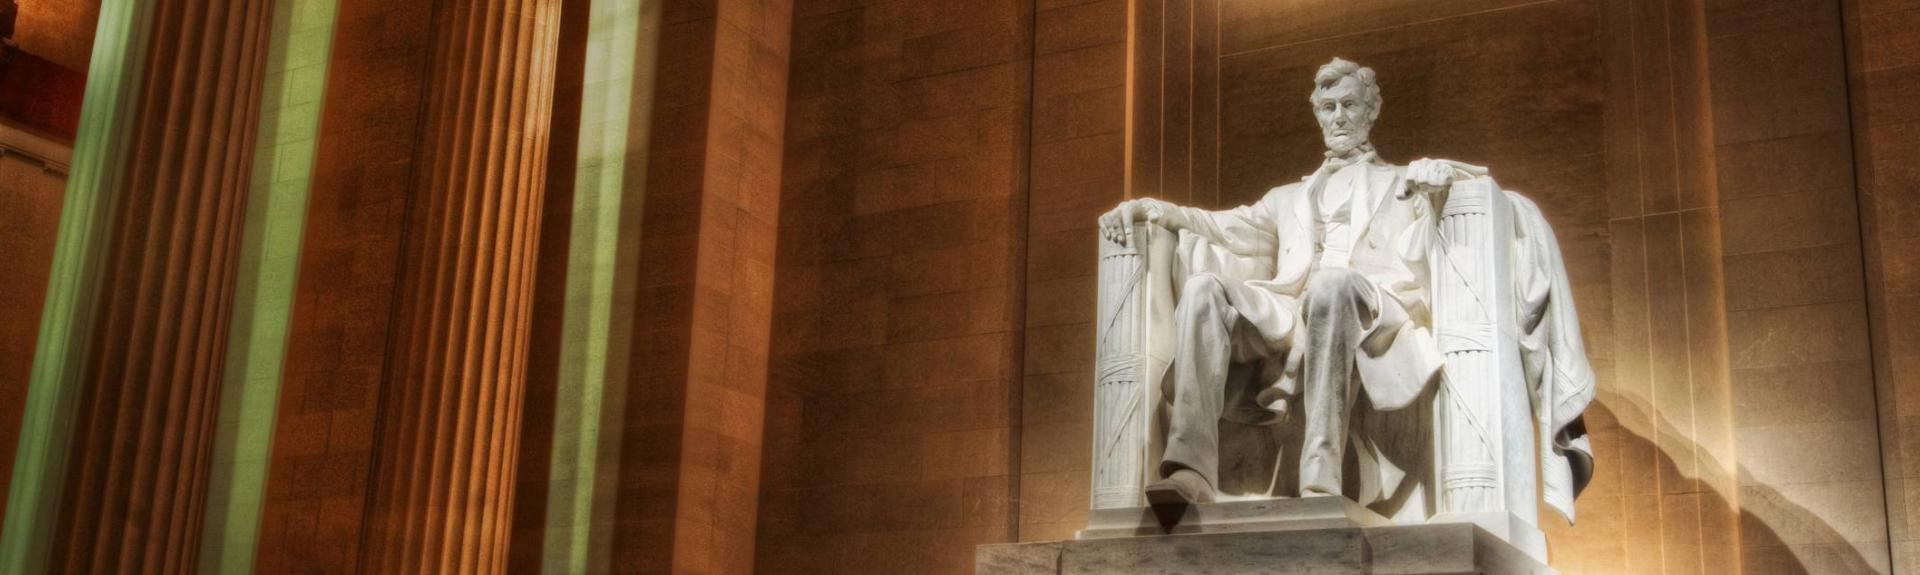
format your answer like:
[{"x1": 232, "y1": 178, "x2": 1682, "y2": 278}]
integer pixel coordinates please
[
  {"x1": 1308, "y1": 269, "x2": 1364, "y2": 292},
  {"x1": 1176, "y1": 274, "x2": 1228, "y2": 324},
  {"x1": 1182, "y1": 273, "x2": 1227, "y2": 303}
]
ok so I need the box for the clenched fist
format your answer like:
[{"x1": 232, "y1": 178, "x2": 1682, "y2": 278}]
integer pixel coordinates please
[{"x1": 1400, "y1": 158, "x2": 1489, "y2": 199}]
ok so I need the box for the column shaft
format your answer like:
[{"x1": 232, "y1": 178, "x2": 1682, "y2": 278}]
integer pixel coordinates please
[
  {"x1": 358, "y1": 0, "x2": 562, "y2": 571},
  {"x1": 48, "y1": 0, "x2": 272, "y2": 572}
]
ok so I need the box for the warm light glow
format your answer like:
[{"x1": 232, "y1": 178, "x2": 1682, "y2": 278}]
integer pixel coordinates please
[
  {"x1": 538, "y1": 0, "x2": 660, "y2": 571},
  {"x1": 0, "y1": 0, "x2": 151, "y2": 570}
]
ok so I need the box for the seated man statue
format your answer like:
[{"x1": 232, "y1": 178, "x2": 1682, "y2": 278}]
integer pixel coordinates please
[{"x1": 1095, "y1": 57, "x2": 1594, "y2": 518}]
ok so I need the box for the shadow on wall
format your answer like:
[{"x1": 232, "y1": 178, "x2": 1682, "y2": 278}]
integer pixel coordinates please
[{"x1": 1567, "y1": 393, "x2": 1882, "y2": 574}]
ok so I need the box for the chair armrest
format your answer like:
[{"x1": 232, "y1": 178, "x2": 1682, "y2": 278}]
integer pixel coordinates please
[{"x1": 1090, "y1": 221, "x2": 1176, "y2": 509}]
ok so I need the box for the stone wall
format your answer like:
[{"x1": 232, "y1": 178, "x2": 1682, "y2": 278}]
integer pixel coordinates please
[
  {"x1": 0, "y1": 130, "x2": 67, "y2": 527},
  {"x1": 250, "y1": 0, "x2": 437, "y2": 569},
  {"x1": 1707, "y1": 0, "x2": 1886, "y2": 571},
  {"x1": 1015, "y1": 0, "x2": 1129, "y2": 543},
  {"x1": 607, "y1": 0, "x2": 792, "y2": 571},
  {"x1": 0, "y1": 0, "x2": 88, "y2": 530},
  {"x1": 1847, "y1": 0, "x2": 1920, "y2": 571},
  {"x1": 754, "y1": 1, "x2": 1034, "y2": 572},
  {"x1": 7, "y1": 0, "x2": 98, "y2": 72}
]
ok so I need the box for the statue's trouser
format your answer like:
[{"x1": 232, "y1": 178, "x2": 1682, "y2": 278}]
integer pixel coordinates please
[{"x1": 1161, "y1": 269, "x2": 1383, "y2": 496}]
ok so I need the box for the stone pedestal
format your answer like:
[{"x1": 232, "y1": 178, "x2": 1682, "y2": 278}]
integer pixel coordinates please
[
  {"x1": 1079, "y1": 497, "x2": 1392, "y2": 539},
  {"x1": 978, "y1": 522, "x2": 1556, "y2": 575}
]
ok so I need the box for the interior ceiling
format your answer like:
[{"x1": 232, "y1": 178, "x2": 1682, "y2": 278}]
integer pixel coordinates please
[{"x1": 11, "y1": 0, "x2": 99, "y2": 73}]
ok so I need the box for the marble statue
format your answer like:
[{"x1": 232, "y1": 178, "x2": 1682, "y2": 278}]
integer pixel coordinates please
[{"x1": 1090, "y1": 58, "x2": 1596, "y2": 561}]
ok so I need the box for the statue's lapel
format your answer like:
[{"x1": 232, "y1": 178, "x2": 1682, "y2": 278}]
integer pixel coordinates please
[
  {"x1": 1291, "y1": 177, "x2": 1316, "y2": 234},
  {"x1": 1351, "y1": 162, "x2": 1398, "y2": 245},
  {"x1": 1275, "y1": 187, "x2": 1314, "y2": 284},
  {"x1": 1372, "y1": 163, "x2": 1399, "y2": 213}
]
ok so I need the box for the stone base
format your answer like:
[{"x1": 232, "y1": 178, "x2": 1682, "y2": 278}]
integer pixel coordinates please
[
  {"x1": 1078, "y1": 497, "x2": 1392, "y2": 539},
  {"x1": 978, "y1": 523, "x2": 1557, "y2": 574}
]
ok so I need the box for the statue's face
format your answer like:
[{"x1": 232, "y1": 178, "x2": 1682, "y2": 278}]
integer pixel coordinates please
[{"x1": 1313, "y1": 76, "x2": 1374, "y2": 156}]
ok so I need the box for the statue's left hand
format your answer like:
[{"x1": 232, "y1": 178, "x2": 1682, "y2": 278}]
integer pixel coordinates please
[
  {"x1": 1400, "y1": 158, "x2": 1489, "y2": 199},
  {"x1": 1099, "y1": 198, "x2": 1167, "y2": 247}
]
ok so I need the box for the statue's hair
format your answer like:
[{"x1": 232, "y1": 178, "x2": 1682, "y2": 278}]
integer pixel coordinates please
[{"x1": 1310, "y1": 58, "x2": 1382, "y2": 121}]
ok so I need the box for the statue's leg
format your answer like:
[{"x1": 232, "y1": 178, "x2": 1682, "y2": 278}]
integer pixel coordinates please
[
  {"x1": 1298, "y1": 269, "x2": 1377, "y2": 496},
  {"x1": 1158, "y1": 273, "x2": 1240, "y2": 489}
]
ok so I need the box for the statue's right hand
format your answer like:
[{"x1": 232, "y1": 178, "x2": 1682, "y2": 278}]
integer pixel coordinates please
[{"x1": 1099, "y1": 199, "x2": 1164, "y2": 247}]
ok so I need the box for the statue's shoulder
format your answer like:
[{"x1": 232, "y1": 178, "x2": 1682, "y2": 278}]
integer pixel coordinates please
[
  {"x1": 1503, "y1": 188, "x2": 1539, "y2": 209},
  {"x1": 1267, "y1": 180, "x2": 1306, "y2": 197},
  {"x1": 1256, "y1": 182, "x2": 1304, "y2": 211}
]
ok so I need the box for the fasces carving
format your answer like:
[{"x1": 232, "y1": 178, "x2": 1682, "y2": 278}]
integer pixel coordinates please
[
  {"x1": 1091, "y1": 58, "x2": 1595, "y2": 563},
  {"x1": 1092, "y1": 223, "x2": 1149, "y2": 510},
  {"x1": 1091, "y1": 222, "x2": 1176, "y2": 511}
]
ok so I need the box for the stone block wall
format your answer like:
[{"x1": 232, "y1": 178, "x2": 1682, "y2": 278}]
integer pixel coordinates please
[
  {"x1": 754, "y1": 1, "x2": 1034, "y2": 573},
  {"x1": 1015, "y1": 0, "x2": 1128, "y2": 543},
  {"x1": 0, "y1": 134, "x2": 67, "y2": 528},
  {"x1": 1706, "y1": 0, "x2": 1888, "y2": 571},
  {"x1": 250, "y1": 0, "x2": 436, "y2": 569},
  {"x1": 1847, "y1": 0, "x2": 1920, "y2": 571}
]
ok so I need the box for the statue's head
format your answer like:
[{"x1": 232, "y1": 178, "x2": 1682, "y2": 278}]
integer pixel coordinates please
[{"x1": 1309, "y1": 58, "x2": 1381, "y2": 157}]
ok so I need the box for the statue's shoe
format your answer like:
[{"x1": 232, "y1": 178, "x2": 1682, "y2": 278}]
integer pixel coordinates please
[{"x1": 1144, "y1": 469, "x2": 1215, "y2": 506}]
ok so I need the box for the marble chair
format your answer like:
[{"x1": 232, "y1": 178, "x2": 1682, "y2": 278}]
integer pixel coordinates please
[{"x1": 1089, "y1": 176, "x2": 1595, "y2": 564}]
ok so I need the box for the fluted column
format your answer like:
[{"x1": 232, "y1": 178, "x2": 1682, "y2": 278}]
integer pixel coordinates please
[
  {"x1": 42, "y1": 0, "x2": 273, "y2": 572},
  {"x1": 358, "y1": 0, "x2": 561, "y2": 571}
]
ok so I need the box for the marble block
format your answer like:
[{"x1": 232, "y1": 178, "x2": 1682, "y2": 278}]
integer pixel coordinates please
[
  {"x1": 978, "y1": 522, "x2": 1556, "y2": 575},
  {"x1": 1078, "y1": 497, "x2": 1392, "y2": 539}
]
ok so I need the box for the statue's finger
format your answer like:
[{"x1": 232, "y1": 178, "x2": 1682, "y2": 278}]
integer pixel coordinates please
[{"x1": 1443, "y1": 160, "x2": 1490, "y2": 177}]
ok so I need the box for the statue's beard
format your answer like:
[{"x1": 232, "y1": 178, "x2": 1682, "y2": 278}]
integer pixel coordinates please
[{"x1": 1322, "y1": 128, "x2": 1369, "y2": 157}]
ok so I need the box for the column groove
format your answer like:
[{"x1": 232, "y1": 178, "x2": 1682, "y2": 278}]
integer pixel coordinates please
[
  {"x1": 42, "y1": 0, "x2": 273, "y2": 572},
  {"x1": 358, "y1": 0, "x2": 562, "y2": 571}
]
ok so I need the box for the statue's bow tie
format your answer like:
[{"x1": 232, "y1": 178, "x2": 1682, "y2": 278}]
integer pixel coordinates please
[{"x1": 1321, "y1": 145, "x2": 1378, "y2": 171}]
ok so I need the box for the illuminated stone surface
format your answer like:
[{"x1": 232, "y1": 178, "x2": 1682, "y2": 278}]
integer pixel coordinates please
[{"x1": 978, "y1": 522, "x2": 1553, "y2": 574}]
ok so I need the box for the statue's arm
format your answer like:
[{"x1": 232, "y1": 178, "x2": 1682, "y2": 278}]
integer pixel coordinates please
[
  {"x1": 1398, "y1": 158, "x2": 1493, "y2": 269},
  {"x1": 1099, "y1": 195, "x2": 1279, "y2": 258}
]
